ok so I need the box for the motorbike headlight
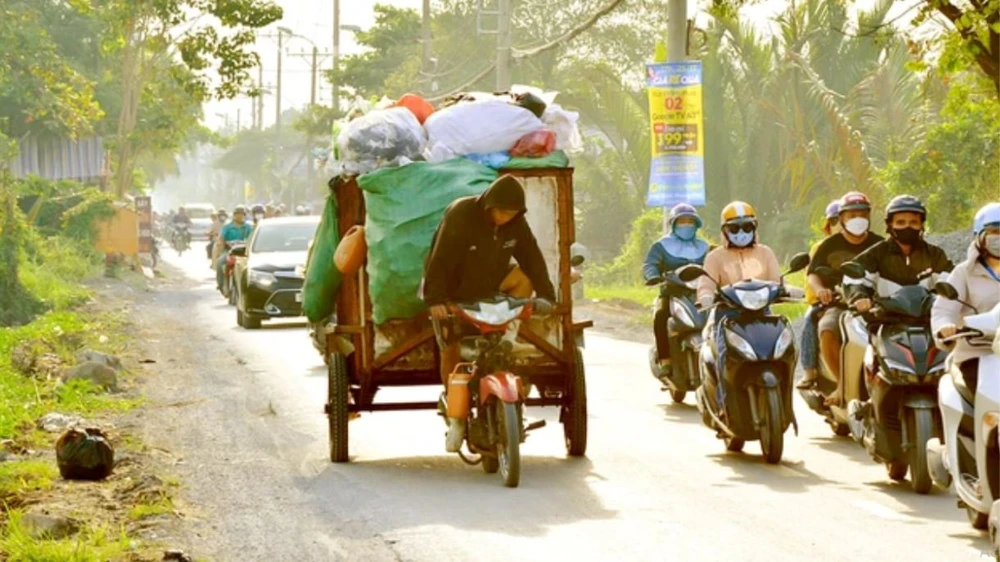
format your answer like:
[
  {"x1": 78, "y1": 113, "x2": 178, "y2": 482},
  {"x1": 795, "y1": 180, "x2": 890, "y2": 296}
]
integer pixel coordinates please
[
  {"x1": 725, "y1": 328, "x2": 758, "y2": 360},
  {"x1": 773, "y1": 325, "x2": 794, "y2": 358},
  {"x1": 734, "y1": 287, "x2": 771, "y2": 311},
  {"x1": 249, "y1": 270, "x2": 276, "y2": 288},
  {"x1": 669, "y1": 299, "x2": 696, "y2": 328},
  {"x1": 462, "y1": 302, "x2": 523, "y2": 326}
]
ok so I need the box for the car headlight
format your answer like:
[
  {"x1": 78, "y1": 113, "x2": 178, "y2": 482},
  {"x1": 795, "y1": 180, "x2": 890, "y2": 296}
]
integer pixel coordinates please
[
  {"x1": 725, "y1": 328, "x2": 758, "y2": 360},
  {"x1": 773, "y1": 325, "x2": 794, "y2": 358},
  {"x1": 249, "y1": 270, "x2": 276, "y2": 288},
  {"x1": 670, "y1": 299, "x2": 696, "y2": 328},
  {"x1": 734, "y1": 287, "x2": 771, "y2": 311}
]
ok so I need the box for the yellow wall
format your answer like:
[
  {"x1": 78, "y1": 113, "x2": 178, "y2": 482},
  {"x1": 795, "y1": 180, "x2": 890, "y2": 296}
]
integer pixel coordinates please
[{"x1": 94, "y1": 205, "x2": 139, "y2": 256}]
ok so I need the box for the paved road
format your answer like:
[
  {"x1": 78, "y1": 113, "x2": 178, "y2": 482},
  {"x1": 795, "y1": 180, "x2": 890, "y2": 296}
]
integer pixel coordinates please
[{"x1": 143, "y1": 249, "x2": 993, "y2": 562}]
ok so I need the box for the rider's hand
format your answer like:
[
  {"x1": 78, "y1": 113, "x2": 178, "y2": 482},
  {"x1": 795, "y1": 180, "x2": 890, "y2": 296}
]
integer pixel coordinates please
[
  {"x1": 645, "y1": 277, "x2": 661, "y2": 287},
  {"x1": 818, "y1": 288, "x2": 834, "y2": 305},
  {"x1": 938, "y1": 324, "x2": 958, "y2": 339},
  {"x1": 855, "y1": 298, "x2": 873, "y2": 313},
  {"x1": 430, "y1": 304, "x2": 450, "y2": 320}
]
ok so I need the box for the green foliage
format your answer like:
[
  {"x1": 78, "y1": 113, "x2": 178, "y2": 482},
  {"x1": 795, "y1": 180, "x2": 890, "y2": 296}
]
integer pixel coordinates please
[
  {"x1": 915, "y1": 0, "x2": 1000, "y2": 94},
  {"x1": 61, "y1": 189, "x2": 116, "y2": 243},
  {"x1": 0, "y1": 172, "x2": 42, "y2": 327},
  {"x1": 1, "y1": 511, "x2": 132, "y2": 562},
  {"x1": 880, "y1": 80, "x2": 1000, "y2": 225},
  {"x1": 589, "y1": 208, "x2": 664, "y2": 286},
  {"x1": 331, "y1": 4, "x2": 422, "y2": 100},
  {"x1": 0, "y1": 460, "x2": 57, "y2": 504},
  {"x1": 20, "y1": 237, "x2": 101, "y2": 310}
]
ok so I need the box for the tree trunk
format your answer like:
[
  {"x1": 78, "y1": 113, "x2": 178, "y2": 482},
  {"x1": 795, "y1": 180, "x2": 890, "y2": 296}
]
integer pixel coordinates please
[{"x1": 114, "y1": 17, "x2": 144, "y2": 198}]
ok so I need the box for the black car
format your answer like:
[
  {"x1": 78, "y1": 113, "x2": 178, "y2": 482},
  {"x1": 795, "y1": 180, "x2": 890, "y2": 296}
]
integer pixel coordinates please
[{"x1": 233, "y1": 216, "x2": 320, "y2": 329}]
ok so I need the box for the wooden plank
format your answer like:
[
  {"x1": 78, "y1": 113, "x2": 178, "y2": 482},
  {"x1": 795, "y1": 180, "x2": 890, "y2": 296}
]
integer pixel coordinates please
[
  {"x1": 572, "y1": 320, "x2": 594, "y2": 331},
  {"x1": 328, "y1": 325, "x2": 363, "y2": 335},
  {"x1": 371, "y1": 326, "x2": 435, "y2": 371},
  {"x1": 518, "y1": 325, "x2": 569, "y2": 363}
]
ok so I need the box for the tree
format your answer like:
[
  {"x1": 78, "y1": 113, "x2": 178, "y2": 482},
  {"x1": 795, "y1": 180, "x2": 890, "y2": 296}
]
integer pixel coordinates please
[
  {"x1": 100, "y1": 0, "x2": 282, "y2": 197},
  {"x1": 330, "y1": 4, "x2": 422, "y2": 100},
  {"x1": 918, "y1": 0, "x2": 1000, "y2": 95}
]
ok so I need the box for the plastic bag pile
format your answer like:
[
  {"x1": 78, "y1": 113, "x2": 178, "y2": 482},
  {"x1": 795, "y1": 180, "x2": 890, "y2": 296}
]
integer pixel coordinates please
[{"x1": 328, "y1": 86, "x2": 583, "y2": 176}]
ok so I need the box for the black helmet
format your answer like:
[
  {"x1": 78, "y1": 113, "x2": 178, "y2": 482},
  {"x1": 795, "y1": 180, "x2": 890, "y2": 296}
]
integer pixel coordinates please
[
  {"x1": 251, "y1": 204, "x2": 266, "y2": 215},
  {"x1": 884, "y1": 195, "x2": 926, "y2": 223}
]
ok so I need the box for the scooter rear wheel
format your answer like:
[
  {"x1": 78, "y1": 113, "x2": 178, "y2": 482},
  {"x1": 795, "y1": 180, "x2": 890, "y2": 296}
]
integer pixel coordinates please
[
  {"x1": 724, "y1": 436, "x2": 745, "y2": 452},
  {"x1": 670, "y1": 390, "x2": 686, "y2": 404},
  {"x1": 968, "y1": 506, "x2": 990, "y2": 530}
]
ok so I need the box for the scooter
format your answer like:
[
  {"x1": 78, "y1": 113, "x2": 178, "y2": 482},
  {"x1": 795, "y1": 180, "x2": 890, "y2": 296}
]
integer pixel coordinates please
[
  {"x1": 842, "y1": 263, "x2": 948, "y2": 494},
  {"x1": 648, "y1": 270, "x2": 706, "y2": 403},
  {"x1": 799, "y1": 267, "x2": 868, "y2": 437},
  {"x1": 433, "y1": 296, "x2": 553, "y2": 488},
  {"x1": 220, "y1": 241, "x2": 246, "y2": 305},
  {"x1": 171, "y1": 224, "x2": 191, "y2": 256},
  {"x1": 683, "y1": 253, "x2": 810, "y2": 464},
  {"x1": 926, "y1": 298, "x2": 1000, "y2": 529}
]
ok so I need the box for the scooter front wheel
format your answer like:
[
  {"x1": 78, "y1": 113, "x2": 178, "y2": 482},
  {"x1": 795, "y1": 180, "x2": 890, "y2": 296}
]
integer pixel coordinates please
[
  {"x1": 759, "y1": 387, "x2": 785, "y2": 464},
  {"x1": 908, "y1": 408, "x2": 935, "y2": 494},
  {"x1": 496, "y1": 400, "x2": 522, "y2": 488}
]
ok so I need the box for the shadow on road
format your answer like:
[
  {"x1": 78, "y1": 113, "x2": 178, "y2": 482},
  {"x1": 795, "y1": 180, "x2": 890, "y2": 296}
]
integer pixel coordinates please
[
  {"x1": 706, "y1": 449, "x2": 840, "y2": 494},
  {"x1": 658, "y1": 402, "x2": 702, "y2": 425},
  {"x1": 306, "y1": 455, "x2": 617, "y2": 537}
]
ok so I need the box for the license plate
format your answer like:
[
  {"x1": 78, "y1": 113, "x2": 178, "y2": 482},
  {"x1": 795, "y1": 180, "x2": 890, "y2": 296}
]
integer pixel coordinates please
[{"x1": 294, "y1": 292, "x2": 302, "y2": 303}]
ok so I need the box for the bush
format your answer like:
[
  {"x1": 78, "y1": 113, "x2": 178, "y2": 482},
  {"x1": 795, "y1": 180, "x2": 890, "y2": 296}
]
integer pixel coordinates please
[{"x1": 61, "y1": 189, "x2": 115, "y2": 243}]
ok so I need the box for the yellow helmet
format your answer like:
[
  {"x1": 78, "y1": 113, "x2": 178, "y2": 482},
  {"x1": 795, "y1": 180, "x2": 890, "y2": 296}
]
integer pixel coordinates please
[{"x1": 721, "y1": 201, "x2": 757, "y2": 226}]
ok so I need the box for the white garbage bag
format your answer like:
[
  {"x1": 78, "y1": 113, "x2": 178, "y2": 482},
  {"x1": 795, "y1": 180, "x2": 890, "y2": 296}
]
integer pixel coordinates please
[
  {"x1": 542, "y1": 104, "x2": 583, "y2": 153},
  {"x1": 337, "y1": 107, "x2": 427, "y2": 175},
  {"x1": 424, "y1": 99, "x2": 544, "y2": 162}
]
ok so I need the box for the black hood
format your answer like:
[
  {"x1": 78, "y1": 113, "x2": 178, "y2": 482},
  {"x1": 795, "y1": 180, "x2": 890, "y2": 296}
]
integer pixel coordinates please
[{"x1": 478, "y1": 175, "x2": 526, "y2": 213}]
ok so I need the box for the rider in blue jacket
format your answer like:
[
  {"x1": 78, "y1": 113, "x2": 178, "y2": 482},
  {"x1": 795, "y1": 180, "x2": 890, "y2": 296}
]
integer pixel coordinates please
[{"x1": 642, "y1": 203, "x2": 711, "y2": 380}]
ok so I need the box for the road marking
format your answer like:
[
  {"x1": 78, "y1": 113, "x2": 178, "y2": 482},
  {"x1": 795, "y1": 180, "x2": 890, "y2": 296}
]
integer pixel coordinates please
[{"x1": 851, "y1": 499, "x2": 912, "y2": 522}]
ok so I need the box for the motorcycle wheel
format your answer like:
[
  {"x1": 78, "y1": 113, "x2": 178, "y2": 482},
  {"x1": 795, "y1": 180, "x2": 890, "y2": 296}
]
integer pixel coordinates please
[
  {"x1": 227, "y1": 278, "x2": 238, "y2": 306},
  {"x1": 496, "y1": 400, "x2": 522, "y2": 488},
  {"x1": 724, "y1": 436, "x2": 745, "y2": 452},
  {"x1": 563, "y1": 347, "x2": 588, "y2": 457},
  {"x1": 908, "y1": 408, "x2": 935, "y2": 494},
  {"x1": 670, "y1": 389, "x2": 686, "y2": 404},
  {"x1": 832, "y1": 423, "x2": 851, "y2": 437},
  {"x1": 968, "y1": 506, "x2": 989, "y2": 530},
  {"x1": 759, "y1": 387, "x2": 785, "y2": 464}
]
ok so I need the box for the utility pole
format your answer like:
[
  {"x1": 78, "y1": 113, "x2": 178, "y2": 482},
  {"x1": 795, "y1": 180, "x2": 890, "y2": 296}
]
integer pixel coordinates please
[
  {"x1": 256, "y1": 63, "x2": 264, "y2": 130},
  {"x1": 496, "y1": 0, "x2": 512, "y2": 90},
  {"x1": 333, "y1": 0, "x2": 340, "y2": 116},
  {"x1": 236, "y1": 108, "x2": 242, "y2": 132},
  {"x1": 275, "y1": 30, "x2": 284, "y2": 136},
  {"x1": 663, "y1": 0, "x2": 688, "y2": 233},
  {"x1": 422, "y1": 0, "x2": 431, "y2": 72}
]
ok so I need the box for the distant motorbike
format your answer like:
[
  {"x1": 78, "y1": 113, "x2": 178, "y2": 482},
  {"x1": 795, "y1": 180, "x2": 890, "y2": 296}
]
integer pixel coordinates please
[
  {"x1": 684, "y1": 253, "x2": 810, "y2": 464},
  {"x1": 433, "y1": 296, "x2": 554, "y2": 488},
  {"x1": 842, "y1": 262, "x2": 948, "y2": 494},
  {"x1": 926, "y1": 297, "x2": 1000, "y2": 529},
  {"x1": 171, "y1": 224, "x2": 191, "y2": 256},
  {"x1": 648, "y1": 270, "x2": 706, "y2": 403}
]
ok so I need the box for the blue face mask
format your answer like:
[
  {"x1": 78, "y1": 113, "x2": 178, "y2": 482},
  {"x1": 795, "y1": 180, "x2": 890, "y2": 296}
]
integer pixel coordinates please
[
  {"x1": 726, "y1": 230, "x2": 754, "y2": 248},
  {"x1": 674, "y1": 225, "x2": 697, "y2": 241}
]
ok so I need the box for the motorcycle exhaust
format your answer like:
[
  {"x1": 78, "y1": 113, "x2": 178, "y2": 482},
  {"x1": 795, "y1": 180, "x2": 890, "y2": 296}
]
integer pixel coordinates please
[{"x1": 925, "y1": 438, "x2": 953, "y2": 488}]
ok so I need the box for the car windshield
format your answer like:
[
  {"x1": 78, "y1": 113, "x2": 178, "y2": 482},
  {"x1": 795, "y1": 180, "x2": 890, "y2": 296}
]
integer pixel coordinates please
[
  {"x1": 184, "y1": 206, "x2": 213, "y2": 219},
  {"x1": 252, "y1": 221, "x2": 318, "y2": 253}
]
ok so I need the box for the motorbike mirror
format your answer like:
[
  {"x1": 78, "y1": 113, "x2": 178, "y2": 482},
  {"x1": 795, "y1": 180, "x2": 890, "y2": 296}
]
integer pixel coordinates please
[
  {"x1": 570, "y1": 254, "x2": 585, "y2": 267},
  {"x1": 229, "y1": 246, "x2": 247, "y2": 258},
  {"x1": 840, "y1": 261, "x2": 865, "y2": 280},
  {"x1": 676, "y1": 265, "x2": 707, "y2": 283},
  {"x1": 786, "y1": 252, "x2": 811, "y2": 274},
  {"x1": 934, "y1": 281, "x2": 959, "y2": 301}
]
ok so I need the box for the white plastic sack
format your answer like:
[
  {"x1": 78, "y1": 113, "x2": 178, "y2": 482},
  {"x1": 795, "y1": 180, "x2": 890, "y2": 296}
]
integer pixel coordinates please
[
  {"x1": 542, "y1": 104, "x2": 583, "y2": 153},
  {"x1": 337, "y1": 107, "x2": 427, "y2": 175},
  {"x1": 424, "y1": 99, "x2": 544, "y2": 162}
]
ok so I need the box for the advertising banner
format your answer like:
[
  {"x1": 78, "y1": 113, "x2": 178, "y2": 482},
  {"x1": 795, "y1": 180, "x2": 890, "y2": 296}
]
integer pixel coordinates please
[
  {"x1": 645, "y1": 62, "x2": 706, "y2": 207},
  {"x1": 136, "y1": 196, "x2": 153, "y2": 253}
]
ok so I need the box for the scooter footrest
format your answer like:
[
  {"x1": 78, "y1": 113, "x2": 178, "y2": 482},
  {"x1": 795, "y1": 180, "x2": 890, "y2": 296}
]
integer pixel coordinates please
[{"x1": 525, "y1": 420, "x2": 546, "y2": 432}]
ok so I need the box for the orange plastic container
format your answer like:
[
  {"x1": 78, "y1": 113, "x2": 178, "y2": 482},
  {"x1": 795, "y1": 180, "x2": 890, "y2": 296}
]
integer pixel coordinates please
[
  {"x1": 334, "y1": 225, "x2": 366, "y2": 275},
  {"x1": 396, "y1": 93, "x2": 435, "y2": 124},
  {"x1": 447, "y1": 370, "x2": 473, "y2": 419}
]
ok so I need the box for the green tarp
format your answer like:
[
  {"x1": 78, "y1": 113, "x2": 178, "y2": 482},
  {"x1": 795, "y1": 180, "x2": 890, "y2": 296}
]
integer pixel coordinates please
[
  {"x1": 301, "y1": 195, "x2": 342, "y2": 322},
  {"x1": 358, "y1": 159, "x2": 499, "y2": 324},
  {"x1": 503, "y1": 150, "x2": 569, "y2": 169}
]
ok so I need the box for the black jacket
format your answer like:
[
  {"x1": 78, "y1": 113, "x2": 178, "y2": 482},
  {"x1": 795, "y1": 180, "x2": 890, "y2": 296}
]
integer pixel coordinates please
[
  {"x1": 421, "y1": 177, "x2": 556, "y2": 306},
  {"x1": 845, "y1": 238, "x2": 954, "y2": 302}
]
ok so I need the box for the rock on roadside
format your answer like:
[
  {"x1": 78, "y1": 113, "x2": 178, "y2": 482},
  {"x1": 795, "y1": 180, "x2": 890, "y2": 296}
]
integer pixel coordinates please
[
  {"x1": 75, "y1": 349, "x2": 124, "y2": 372},
  {"x1": 21, "y1": 510, "x2": 81, "y2": 540},
  {"x1": 62, "y1": 361, "x2": 118, "y2": 392},
  {"x1": 37, "y1": 412, "x2": 83, "y2": 433}
]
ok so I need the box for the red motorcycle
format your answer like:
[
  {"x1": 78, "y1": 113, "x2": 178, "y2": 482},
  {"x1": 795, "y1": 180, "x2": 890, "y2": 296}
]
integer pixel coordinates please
[{"x1": 434, "y1": 295, "x2": 553, "y2": 488}]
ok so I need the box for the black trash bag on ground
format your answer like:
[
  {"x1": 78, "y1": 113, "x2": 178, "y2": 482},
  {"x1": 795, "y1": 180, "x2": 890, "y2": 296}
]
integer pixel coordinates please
[{"x1": 56, "y1": 427, "x2": 114, "y2": 481}]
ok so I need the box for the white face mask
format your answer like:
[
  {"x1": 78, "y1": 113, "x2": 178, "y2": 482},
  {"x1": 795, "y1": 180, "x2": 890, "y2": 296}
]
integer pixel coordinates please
[
  {"x1": 984, "y1": 234, "x2": 1000, "y2": 258},
  {"x1": 844, "y1": 217, "x2": 869, "y2": 237}
]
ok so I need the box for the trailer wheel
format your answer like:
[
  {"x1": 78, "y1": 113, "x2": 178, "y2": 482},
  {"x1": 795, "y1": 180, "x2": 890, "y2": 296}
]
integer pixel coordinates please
[
  {"x1": 327, "y1": 353, "x2": 349, "y2": 463},
  {"x1": 563, "y1": 347, "x2": 588, "y2": 457}
]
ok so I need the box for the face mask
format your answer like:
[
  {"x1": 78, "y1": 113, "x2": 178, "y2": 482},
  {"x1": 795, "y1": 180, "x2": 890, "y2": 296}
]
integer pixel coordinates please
[
  {"x1": 726, "y1": 230, "x2": 754, "y2": 248},
  {"x1": 844, "y1": 218, "x2": 869, "y2": 237},
  {"x1": 674, "y1": 225, "x2": 697, "y2": 241},
  {"x1": 984, "y1": 234, "x2": 1000, "y2": 258},
  {"x1": 892, "y1": 227, "x2": 922, "y2": 245}
]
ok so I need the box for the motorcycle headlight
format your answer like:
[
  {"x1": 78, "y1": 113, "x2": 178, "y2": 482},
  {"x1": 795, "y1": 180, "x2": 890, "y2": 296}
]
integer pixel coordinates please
[
  {"x1": 670, "y1": 299, "x2": 696, "y2": 328},
  {"x1": 249, "y1": 270, "x2": 276, "y2": 288},
  {"x1": 734, "y1": 287, "x2": 771, "y2": 311},
  {"x1": 462, "y1": 302, "x2": 523, "y2": 326},
  {"x1": 773, "y1": 325, "x2": 794, "y2": 358},
  {"x1": 725, "y1": 328, "x2": 758, "y2": 360}
]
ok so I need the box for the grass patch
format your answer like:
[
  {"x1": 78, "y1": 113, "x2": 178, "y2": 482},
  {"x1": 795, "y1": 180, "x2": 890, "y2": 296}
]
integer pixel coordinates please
[
  {"x1": 584, "y1": 284, "x2": 657, "y2": 307},
  {"x1": 1, "y1": 511, "x2": 133, "y2": 562},
  {"x1": 0, "y1": 461, "x2": 58, "y2": 504},
  {"x1": 127, "y1": 493, "x2": 174, "y2": 521}
]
